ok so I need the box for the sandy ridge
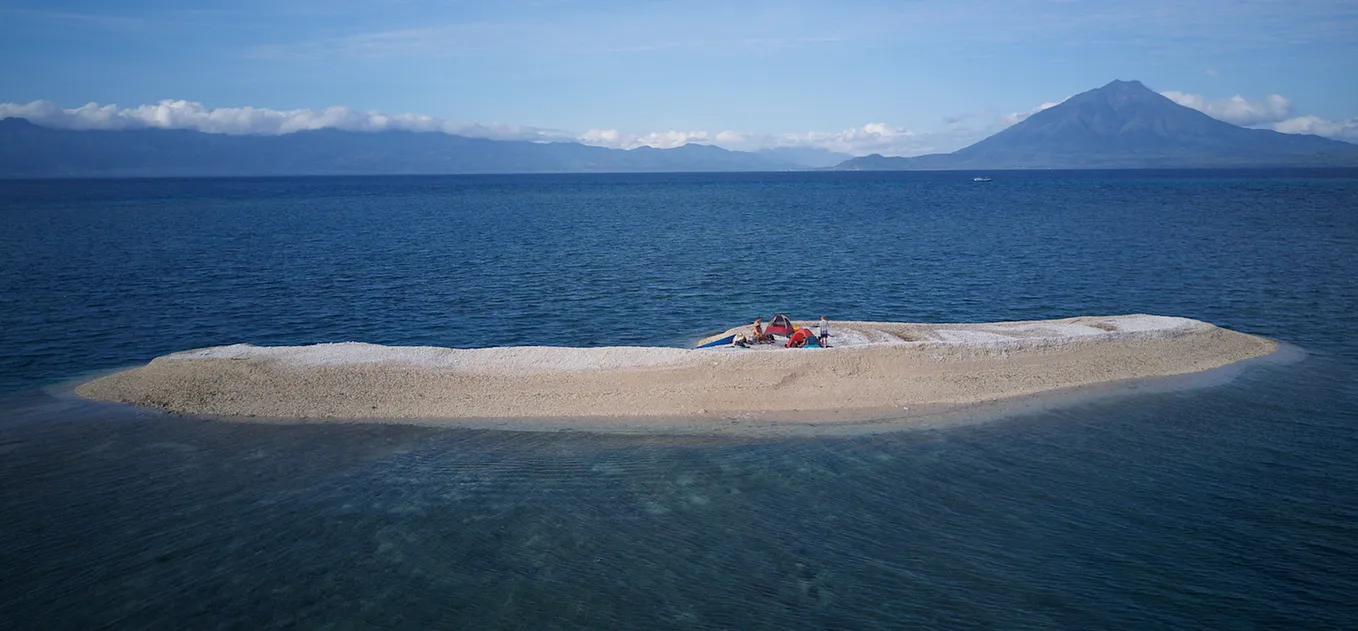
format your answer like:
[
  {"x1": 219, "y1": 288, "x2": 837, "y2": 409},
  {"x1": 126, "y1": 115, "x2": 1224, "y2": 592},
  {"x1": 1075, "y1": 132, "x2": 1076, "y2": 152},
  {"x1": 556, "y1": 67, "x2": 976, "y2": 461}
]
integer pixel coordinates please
[{"x1": 75, "y1": 315, "x2": 1276, "y2": 430}]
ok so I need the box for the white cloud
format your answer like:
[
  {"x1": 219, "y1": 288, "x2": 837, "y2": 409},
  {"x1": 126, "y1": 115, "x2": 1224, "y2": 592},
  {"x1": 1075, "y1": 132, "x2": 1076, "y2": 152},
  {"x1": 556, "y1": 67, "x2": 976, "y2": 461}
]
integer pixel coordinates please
[
  {"x1": 578, "y1": 122, "x2": 989, "y2": 157},
  {"x1": 0, "y1": 99, "x2": 576, "y2": 142},
  {"x1": 578, "y1": 128, "x2": 717, "y2": 149},
  {"x1": 1160, "y1": 90, "x2": 1293, "y2": 126},
  {"x1": 995, "y1": 101, "x2": 1061, "y2": 127},
  {"x1": 797, "y1": 122, "x2": 921, "y2": 155},
  {"x1": 577, "y1": 128, "x2": 626, "y2": 146},
  {"x1": 0, "y1": 99, "x2": 1016, "y2": 157},
  {"x1": 1273, "y1": 116, "x2": 1358, "y2": 143},
  {"x1": 579, "y1": 129, "x2": 713, "y2": 150}
]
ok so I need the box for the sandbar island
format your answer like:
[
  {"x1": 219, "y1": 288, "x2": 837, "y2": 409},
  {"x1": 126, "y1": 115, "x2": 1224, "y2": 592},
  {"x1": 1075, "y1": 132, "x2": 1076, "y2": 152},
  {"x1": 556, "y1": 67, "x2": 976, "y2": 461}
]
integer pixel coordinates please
[{"x1": 76, "y1": 315, "x2": 1276, "y2": 433}]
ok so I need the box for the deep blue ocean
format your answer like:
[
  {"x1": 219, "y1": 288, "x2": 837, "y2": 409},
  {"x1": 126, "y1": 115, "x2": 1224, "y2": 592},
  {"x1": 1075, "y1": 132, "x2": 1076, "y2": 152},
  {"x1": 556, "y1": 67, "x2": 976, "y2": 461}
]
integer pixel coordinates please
[{"x1": 2, "y1": 170, "x2": 1356, "y2": 629}]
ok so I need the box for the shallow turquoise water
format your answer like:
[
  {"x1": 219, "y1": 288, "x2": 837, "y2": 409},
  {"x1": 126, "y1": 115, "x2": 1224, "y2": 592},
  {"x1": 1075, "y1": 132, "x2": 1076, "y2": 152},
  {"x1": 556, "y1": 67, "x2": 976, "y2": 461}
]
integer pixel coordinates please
[{"x1": 1, "y1": 170, "x2": 1356, "y2": 628}]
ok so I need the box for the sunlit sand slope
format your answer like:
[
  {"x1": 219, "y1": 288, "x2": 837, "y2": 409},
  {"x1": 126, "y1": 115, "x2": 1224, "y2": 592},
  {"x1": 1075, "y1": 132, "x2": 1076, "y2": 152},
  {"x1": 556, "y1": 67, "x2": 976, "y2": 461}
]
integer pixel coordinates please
[{"x1": 77, "y1": 315, "x2": 1275, "y2": 429}]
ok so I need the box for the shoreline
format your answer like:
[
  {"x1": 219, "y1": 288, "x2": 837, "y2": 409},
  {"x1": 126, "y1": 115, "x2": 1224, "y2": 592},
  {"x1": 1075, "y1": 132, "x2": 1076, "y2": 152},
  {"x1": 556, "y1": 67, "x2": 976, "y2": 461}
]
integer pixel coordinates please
[
  {"x1": 145, "y1": 342, "x2": 1296, "y2": 438},
  {"x1": 75, "y1": 315, "x2": 1278, "y2": 434}
]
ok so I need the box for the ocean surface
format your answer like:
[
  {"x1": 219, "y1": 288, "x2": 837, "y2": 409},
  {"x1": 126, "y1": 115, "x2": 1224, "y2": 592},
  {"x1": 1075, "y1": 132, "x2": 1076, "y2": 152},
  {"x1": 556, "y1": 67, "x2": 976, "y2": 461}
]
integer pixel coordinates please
[{"x1": 1, "y1": 170, "x2": 1356, "y2": 629}]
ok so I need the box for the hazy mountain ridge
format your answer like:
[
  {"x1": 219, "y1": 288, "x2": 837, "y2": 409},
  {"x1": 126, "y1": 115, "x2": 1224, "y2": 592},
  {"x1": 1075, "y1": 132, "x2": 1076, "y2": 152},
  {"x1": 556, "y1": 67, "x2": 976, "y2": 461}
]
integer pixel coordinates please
[
  {"x1": 7, "y1": 80, "x2": 1358, "y2": 177},
  {"x1": 834, "y1": 80, "x2": 1358, "y2": 170},
  {"x1": 0, "y1": 118, "x2": 806, "y2": 177}
]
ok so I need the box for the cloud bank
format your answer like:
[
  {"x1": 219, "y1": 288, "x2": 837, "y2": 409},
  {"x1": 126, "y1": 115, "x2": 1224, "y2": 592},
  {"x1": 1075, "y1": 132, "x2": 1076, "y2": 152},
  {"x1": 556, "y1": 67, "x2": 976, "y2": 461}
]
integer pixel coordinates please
[
  {"x1": 0, "y1": 99, "x2": 995, "y2": 156},
  {"x1": 581, "y1": 123, "x2": 949, "y2": 157},
  {"x1": 4, "y1": 94, "x2": 1354, "y2": 157},
  {"x1": 1160, "y1": 91, "x2": 1294, "y2": 126},
  {"x1": 1159, "y1": 90, "x2": 1358, "y2": 143},
  {"x1": 1273, "y1": 115, "x2": 1358, "y2": 143},
  {"x1": 0, "y1": 99, "x2": 576, "y2": 142}
]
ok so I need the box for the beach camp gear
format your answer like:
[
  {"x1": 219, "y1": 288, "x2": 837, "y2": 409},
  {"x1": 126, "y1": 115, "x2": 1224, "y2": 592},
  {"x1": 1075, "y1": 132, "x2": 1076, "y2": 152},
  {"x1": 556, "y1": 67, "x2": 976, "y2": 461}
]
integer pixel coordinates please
[
  {"x1": 766, "y1": 314, "x2": 795, "y2": 336},
  {"x1": 786, "y1": 327, "x2": 815, "y2": 348},
  {"x1": 697, "y1": 334, "x2": 737, "y2": 349}
]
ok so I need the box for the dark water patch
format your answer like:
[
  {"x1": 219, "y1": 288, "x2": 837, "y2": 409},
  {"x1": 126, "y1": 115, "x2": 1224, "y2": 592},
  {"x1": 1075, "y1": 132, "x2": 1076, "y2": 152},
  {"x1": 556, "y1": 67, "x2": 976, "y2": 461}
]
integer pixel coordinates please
[{"x1": 2, "y1": 349, "x2": 1356, "y2": 629}]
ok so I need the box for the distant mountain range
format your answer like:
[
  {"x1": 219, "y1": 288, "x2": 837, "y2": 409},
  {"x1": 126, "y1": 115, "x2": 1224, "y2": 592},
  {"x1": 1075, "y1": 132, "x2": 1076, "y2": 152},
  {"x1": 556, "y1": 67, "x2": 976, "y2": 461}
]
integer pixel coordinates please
[
  {"x1": 4, "y1": 79, "x2": 1356, "y2": 177},
  {"x1": 834, "y1": 80, "x2": 1358, "y2": 170},
  {"x1": 0, "y1": 118, "x2": 807, "y2": 177}
]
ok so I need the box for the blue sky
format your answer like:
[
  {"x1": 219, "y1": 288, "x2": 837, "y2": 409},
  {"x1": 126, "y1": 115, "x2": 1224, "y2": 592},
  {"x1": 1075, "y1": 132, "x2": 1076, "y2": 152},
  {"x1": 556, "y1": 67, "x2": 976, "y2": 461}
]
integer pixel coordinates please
[{"x1": 2, "y1": 0, "x2": 1355, "y2": 155}]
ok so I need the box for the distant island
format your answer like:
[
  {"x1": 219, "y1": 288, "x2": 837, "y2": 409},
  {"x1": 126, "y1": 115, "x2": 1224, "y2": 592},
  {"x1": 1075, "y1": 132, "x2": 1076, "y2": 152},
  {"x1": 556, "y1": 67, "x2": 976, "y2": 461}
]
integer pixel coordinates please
[
  {"x1": 3, "y1": 79, "x2": 1356, "y2": 177},
  {"x1": 833, "y1": 80, "x2": 1358, "y2": 170}
]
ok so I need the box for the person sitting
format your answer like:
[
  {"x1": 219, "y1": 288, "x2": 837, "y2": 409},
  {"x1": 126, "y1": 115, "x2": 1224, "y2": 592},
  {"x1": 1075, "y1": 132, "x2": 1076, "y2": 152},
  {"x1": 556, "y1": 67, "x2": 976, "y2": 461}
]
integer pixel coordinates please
[{"x1": 752, "y1": 317, "x2": 775, "y2": 344}]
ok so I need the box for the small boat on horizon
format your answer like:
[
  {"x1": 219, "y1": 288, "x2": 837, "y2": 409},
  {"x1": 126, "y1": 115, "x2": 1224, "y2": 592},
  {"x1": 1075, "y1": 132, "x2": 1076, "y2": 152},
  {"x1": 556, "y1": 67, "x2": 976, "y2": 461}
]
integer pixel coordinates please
[{"x1": 973, "y1": 176, "x2": 992, "y2": 182}]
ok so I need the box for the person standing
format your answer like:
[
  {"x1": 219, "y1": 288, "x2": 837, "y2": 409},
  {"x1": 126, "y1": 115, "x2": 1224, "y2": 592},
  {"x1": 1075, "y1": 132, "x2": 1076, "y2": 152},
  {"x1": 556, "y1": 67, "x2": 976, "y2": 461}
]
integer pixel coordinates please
[{"x1": 818, "y1": 316, "x2": 830, "y2": 347}]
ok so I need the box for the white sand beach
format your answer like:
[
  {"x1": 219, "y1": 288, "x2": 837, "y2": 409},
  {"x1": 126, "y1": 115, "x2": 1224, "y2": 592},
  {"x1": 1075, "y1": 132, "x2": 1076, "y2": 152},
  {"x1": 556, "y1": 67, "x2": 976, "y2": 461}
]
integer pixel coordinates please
[{"x1": 76, "y1": 315, "x2": 1276, "y2": 433}]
